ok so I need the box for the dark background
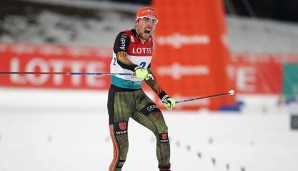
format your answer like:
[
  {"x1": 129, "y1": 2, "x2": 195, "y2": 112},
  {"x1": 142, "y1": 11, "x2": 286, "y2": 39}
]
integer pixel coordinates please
[
  {"x1": 1, "y1": 0, "x2": 298, "y2": 23},
  {"x1": 225, "y1": 0, "x2": 298, "y2": 23},
  {"x1": 111, "y1": 0, "x2": 298, "y2": 23}
]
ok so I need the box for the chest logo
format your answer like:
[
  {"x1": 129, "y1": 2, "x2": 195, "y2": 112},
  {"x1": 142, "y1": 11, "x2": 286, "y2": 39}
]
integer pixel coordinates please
[{"x1": 132, "y1": 47, "x2": 152, "y2": 54}]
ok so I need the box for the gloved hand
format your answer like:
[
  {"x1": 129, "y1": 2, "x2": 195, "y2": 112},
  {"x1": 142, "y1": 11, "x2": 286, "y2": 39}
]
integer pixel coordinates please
[
  {"x1": 134, "y1": 67, "x2": 148, "y2": 79},
  {"x1": 145, "y1": 73, "x2": 153, "y2": 80},
  {"x1": 161, "y1": 95, "x2": 176, "y2": 111}
]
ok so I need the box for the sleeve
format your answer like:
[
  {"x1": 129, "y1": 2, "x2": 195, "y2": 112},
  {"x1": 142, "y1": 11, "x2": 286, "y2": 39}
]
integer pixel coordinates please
[
  {"x1": 113, "y1": 32, "x2": 138, "y2": 71},
  {"x1": 145, "y1": 64, "x2": 168, "y2": 100}
]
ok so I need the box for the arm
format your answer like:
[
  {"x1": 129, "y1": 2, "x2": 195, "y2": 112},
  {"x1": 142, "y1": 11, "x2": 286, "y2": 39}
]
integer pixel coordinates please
[
  {"x1": 117, "y1": 51, "x2": 138, "y2": 71},
  {"x1": 113, "y1": 32, "x2": 138, "y2": 71},
  {"x1": 145, "y1": 65, "x2": 176, "y2": 110},
  {"x1": 145, "y1": 65, "x2": 167, "y2": 99}
]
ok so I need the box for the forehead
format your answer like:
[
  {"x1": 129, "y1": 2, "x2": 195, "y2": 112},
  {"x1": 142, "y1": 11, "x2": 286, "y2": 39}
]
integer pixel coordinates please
[{"x1": 142, "y1": 15, "x2": 157, "y2": 19}]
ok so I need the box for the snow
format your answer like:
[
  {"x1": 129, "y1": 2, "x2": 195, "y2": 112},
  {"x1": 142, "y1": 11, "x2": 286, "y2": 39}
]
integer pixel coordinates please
[{"x1": 1, "y1": 89, "x2": 298, "y2": 171}]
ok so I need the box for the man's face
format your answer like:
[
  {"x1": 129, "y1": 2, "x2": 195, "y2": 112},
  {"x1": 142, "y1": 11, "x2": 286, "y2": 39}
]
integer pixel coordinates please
[{"x1": 135, "y1": 15, "x2": 158, "y2": 41}]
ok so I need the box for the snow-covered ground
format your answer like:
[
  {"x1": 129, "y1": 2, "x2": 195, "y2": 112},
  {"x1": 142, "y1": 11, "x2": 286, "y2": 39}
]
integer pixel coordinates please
[{"x1": 0, "y1": 89, "x2": 298, "y2": 171}]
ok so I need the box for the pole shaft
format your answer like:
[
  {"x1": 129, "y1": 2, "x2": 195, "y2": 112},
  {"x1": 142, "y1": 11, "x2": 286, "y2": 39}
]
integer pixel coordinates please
[
  {"x1": 176, "y1": 92, "x2": 231, "y2": 104},
  {"x1": 0, "y1": 71, "x2": 134, "y2": 76}
]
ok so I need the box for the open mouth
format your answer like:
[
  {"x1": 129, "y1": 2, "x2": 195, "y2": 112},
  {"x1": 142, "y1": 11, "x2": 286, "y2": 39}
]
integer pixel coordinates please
[{"x1": 144, "y1": 29, "x2": 151, "y2": 34}]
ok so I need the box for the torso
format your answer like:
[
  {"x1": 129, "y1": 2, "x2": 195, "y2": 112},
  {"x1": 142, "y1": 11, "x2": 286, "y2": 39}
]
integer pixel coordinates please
[{"x1": 110, "y1": 29, "x2": 154, "y2": 89}]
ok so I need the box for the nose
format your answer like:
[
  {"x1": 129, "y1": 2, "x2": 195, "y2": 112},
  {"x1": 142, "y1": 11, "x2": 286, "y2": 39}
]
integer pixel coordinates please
[{"x1": 146, "y1": 21, "x2": 153, "y2": 26}]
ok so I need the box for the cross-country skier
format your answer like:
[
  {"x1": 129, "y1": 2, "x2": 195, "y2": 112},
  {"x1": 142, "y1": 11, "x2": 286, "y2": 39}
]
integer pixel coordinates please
[{"x1": 107, "y1": 6, "x2": 175, "y2": 171}]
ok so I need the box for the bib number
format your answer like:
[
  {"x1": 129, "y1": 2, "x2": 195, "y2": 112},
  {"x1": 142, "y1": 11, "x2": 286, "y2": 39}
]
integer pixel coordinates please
[{"x1": 140, "y1": 62, "x2": 146, "y2": 68}]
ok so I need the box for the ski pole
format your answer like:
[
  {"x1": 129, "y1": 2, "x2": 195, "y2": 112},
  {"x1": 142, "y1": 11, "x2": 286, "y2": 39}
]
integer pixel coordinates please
[
  {"x1": 0, "y1": 71, "x2": 134, "y2": 76},
  {"x1": 176, "y1": 90, "x2": 235, "y2": 104}
]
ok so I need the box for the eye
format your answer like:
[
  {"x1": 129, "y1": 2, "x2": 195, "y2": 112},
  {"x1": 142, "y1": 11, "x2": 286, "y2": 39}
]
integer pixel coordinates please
[
  {"x1": 151, "y1": 19, "x2": 158, "y2": 24},
  {"x1": 142, "y1": 17, "x2": 150, "y2": 22},
  {"x1": 139, "y1": 17, "x2": 158, "y2": 24}
]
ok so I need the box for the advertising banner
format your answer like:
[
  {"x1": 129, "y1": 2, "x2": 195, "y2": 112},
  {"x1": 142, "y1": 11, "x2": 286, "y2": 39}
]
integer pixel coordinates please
[
  {"x1": 229, "y1": 53, "x2": 298, "y2": 95},
  {"x1": 2, "y1": 44, "x2": 298, "y2": 110},
  {"x1": 283, "y1": 64, "x2": 298, "y2": 96},
  {"x1": 153, "y1": 0, "x2": 234, "y2": 110},
  {"x1": 229, "y1": 61, "x2": 282, "y2": 94},
  {"x1": 0, "y1": 44, "x2": 111, "y2": 90}
]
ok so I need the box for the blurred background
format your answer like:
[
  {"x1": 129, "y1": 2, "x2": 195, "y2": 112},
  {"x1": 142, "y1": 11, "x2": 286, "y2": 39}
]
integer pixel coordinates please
[{"x1": 1, "y1": 0, "x2": 298, "y2": 171}]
